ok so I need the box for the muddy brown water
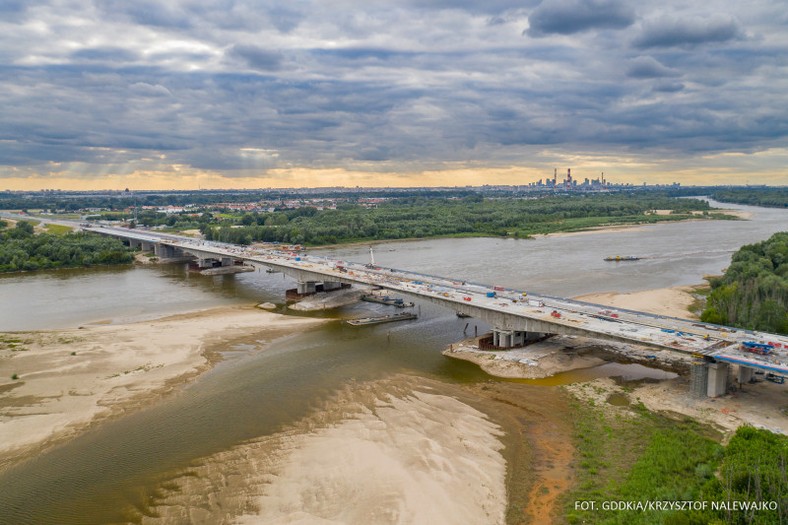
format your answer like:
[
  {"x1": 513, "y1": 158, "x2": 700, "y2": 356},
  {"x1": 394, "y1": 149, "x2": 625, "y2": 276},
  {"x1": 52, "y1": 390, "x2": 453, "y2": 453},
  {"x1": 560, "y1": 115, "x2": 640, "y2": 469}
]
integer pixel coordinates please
[{"x1": 0, "y1": 200, "x2": 785, "y2": 523}]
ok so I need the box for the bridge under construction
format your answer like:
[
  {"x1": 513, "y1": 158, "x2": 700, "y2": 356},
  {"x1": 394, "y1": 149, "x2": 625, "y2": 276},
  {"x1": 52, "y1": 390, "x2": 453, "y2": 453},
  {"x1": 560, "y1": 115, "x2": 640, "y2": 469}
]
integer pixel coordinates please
[{"x1": 88, "y1": 224, "x2": 788, "y2": 398}]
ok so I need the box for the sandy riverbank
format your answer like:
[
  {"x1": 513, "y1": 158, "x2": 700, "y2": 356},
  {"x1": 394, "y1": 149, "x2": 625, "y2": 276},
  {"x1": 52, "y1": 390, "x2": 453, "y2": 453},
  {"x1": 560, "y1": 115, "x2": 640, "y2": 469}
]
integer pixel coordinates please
[
  {"x1": 0, "y1": 305, "x2": 326, "y2": 468},
  {"x1": 444, "y1": 284, "x2": 788, "y2": 436},
  {"x1": 288, "y1": 286, "x2": 372, "y2": 311},
  {"x1": 142, "y1": 376, "x2": 509, "y2": 525},
  {"x1": 575, "y1": 285, "x2": 701, "y2": 318},
  {"x1": 566, "y1": 376, "x2": 788, "y2": 436}
]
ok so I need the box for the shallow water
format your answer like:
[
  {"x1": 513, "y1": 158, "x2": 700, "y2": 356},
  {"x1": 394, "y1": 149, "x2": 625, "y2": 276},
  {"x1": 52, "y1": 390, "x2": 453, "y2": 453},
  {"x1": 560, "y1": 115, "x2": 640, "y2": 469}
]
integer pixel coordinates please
[{"x1": 0, "y1": 200, "x2": 785, "y2": 523}]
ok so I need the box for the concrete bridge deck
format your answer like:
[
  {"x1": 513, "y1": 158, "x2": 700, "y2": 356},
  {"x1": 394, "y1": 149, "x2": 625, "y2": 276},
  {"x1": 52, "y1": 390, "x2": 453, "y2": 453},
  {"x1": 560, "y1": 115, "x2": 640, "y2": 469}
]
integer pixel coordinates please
[{"x1": 86, "y1": 224, "x2": 788, "y2": 383}]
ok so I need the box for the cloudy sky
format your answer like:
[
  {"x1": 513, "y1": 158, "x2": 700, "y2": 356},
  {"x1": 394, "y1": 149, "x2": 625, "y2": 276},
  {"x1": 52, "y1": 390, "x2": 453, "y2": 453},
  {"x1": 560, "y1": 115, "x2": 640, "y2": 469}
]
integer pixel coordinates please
[{"x1": 1, "y1": 0, "x2": 787, "y2": 190}]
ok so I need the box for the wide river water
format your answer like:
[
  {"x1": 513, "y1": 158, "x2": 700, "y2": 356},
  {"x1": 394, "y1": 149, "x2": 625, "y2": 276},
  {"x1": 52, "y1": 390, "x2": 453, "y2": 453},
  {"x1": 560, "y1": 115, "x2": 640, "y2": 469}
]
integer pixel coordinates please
[{"x1": 0, "y1": 200, "x2": 786, "y2": 523}]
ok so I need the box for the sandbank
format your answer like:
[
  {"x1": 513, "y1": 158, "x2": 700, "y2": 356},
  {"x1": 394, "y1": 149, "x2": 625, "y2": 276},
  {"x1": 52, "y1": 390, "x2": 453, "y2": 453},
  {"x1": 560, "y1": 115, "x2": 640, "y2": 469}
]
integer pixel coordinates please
[
  {"x1": 288, "y1": 286, "x2": 371, "y2": 311},
  {"x1": 445, "y1": 336, "x2": 607, "y2": 379},
  {"x1": 566, "y1": 376, "x2": 788, "y2": 436},
  {"x1": 0, "y1": 305, "x2": 326, "y2": 468},
  {"x1": 575, "y1": 285, "x2": 700, "y2": 318},
  {"x1": 143, "y1": 377, "x2": 508, "y2": 525}
]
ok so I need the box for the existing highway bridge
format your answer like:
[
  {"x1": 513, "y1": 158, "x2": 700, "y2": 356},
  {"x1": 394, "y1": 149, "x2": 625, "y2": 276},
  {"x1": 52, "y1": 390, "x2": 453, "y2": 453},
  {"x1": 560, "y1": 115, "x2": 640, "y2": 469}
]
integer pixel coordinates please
[{"x1": 46, "y1": 221, "x2": 788, "y2": 398}]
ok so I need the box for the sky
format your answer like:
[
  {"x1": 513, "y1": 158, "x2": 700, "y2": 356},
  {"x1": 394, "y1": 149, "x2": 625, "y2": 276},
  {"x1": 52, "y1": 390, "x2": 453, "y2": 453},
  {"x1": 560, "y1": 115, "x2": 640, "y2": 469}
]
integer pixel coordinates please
[{"x1": 1, "y1": 0, "x2": 787, "y2": 190}]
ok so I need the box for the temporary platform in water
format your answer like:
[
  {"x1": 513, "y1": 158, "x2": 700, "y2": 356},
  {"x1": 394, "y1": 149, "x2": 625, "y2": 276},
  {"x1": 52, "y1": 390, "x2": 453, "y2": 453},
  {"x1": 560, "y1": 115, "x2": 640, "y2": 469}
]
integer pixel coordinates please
[
  {"x1": 360, "y1": 294, "x2": 415, "y2": 308},
  {"x1": 346, "y1": 312, "x2": 418, "y2": 326},
  {"x1": 603, "y1": 255, "x2": 641, "y2": 262}
]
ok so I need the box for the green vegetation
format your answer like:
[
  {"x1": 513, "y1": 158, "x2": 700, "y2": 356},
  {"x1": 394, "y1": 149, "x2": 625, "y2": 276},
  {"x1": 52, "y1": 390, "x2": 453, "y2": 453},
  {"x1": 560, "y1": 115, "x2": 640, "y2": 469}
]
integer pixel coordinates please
[
  {"x1": 43, "y1": 223, "x2": 74, "y2": 235},
  {"x1": 200, "y1": 194, "x2": 728, "y2": 246},
  {"x1": 565, "y1": 395, "x2": 787, "y2": 525},
  {"x1": 712, "y1": 188, "x2": 788, "y2": 208},
  {"x1": 701, "y1": 232, "x2": 788, "y2": 334},
  {"x1": 0, "y1": 221, "x2": 133, "y2": 273},
  {"x1": 11, "y1": 373, "x2": 18, "y2": 380}
]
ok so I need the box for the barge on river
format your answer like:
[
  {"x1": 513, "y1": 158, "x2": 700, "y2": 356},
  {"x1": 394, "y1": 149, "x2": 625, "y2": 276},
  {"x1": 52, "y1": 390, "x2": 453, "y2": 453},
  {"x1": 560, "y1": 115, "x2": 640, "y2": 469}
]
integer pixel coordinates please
[
  {"x1": 360, "y1": 294, "x2": 415, "y2": 308},
  {"x1": 346, "y1": 312, "x2": 418, "y2": 326}
]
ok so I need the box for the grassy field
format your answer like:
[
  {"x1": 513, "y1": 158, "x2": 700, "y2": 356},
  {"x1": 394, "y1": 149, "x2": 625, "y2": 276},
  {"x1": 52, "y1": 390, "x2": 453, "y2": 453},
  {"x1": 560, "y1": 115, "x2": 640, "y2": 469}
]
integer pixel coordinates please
[
  {"x1": 561, "y1": 390, "x2": 787, "y2": 525},
  {"x1": 44, "y1": 223, "x2": 74, "y2": 235}
]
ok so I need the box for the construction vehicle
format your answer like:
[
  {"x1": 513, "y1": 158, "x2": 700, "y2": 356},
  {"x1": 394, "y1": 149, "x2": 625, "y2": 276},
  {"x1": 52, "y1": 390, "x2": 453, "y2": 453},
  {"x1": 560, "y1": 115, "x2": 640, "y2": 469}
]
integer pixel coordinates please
[{"x1": 741, "y1": 341, "x2": 772, "y2": 355}]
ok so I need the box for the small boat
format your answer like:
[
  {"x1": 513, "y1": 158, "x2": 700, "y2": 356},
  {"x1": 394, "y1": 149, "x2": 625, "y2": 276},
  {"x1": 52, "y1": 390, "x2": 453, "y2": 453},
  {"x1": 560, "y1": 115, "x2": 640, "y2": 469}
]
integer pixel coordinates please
[
  {"x1": 361, "y1": 294, "x2": 414, "y2": 308},
  {"x1": 603, "y1": 255, "x2": 640, "y2": 262},
  {"x1": 346, "y1": 312, "x2": 418, "y2": 326},
  {"x1": 456, "y1": 312, "x2": 472, "y2": 318}
]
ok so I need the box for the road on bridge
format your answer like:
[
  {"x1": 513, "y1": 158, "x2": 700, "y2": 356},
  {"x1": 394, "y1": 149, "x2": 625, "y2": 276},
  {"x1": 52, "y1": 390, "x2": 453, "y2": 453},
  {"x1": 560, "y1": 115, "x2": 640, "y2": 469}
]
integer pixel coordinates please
[{"x1": 78, "y1": 222, "x2": 788, "y2": 378}]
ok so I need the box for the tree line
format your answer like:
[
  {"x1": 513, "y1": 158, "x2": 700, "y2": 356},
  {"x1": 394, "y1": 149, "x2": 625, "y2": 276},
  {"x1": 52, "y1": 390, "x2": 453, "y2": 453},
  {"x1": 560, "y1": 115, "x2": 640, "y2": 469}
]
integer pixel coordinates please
[
  {"x1": 710, "y1": 188, "x2": 788, "y2": 208},
  {"x1": 200, "y1": 193, "x2": 724, "y2": 246},
  {"x1": 702, "y1": 231, "x2": 788, "y2": 334},
  {"x1": 0, "y1": 221, "x2": 133, "y2": 273}
]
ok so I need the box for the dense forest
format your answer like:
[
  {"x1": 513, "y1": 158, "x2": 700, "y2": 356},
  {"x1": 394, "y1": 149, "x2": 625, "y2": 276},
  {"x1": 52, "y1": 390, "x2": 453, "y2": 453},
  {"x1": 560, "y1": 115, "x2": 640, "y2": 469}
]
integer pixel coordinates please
[
  {"x1": 0, "y1": 221, "x2": 133, "y2": 273},
  {"x1": 201, "y1": 194, "x2": 727, "y2": 246},
  {"x1": 711, "y1": 188, "x2": 788, "y2": 208},
  {"x1": 701, "y1": 232, "x2": 788, "y2": 334}
]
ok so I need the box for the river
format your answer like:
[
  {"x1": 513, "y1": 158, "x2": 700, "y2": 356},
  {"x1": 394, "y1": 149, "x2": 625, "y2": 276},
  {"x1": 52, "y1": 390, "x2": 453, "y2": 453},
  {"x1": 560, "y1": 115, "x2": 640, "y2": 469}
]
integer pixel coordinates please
[{"x1": 0, "y1": 200, "x2": 785, "y2": 524}]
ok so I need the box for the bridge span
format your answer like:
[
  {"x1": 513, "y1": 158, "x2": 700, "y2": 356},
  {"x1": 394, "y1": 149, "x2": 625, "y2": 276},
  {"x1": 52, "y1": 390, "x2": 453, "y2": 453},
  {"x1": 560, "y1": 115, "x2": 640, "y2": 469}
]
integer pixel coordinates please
[{"x1": 90, "y1": 225, "x2": 788, "y2": 397}]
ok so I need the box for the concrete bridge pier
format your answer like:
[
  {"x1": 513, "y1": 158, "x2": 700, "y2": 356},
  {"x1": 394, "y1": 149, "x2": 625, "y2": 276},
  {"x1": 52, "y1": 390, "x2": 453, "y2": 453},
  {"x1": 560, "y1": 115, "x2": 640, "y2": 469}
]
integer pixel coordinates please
[
  {"x1": 322, "y1": 281, "x2": 343, "y2": 291},
  {"x1": 491, "y1": 328, "x2": 540, "y2": 349},
  {"x1": 690, "y1": 359, "x2": 730, "y2": 398},
  {"x1": 141, "y1": 241, "x2": 154, "y2": 252},
  {"x1": 297, "y1": 281, "x2": 318, "y2": 294},
  {"x1": 154, "y1": 244, "x2": 187, "y2": 260},
  {"x1": 221, "y1": 257, "x2": 233, "y2": 267},
  {"x1": 737, "y1": 365, "x2": 754, "y2": 384},
  {"x1": 707, "y1": 361, "x2": 730, "y2": 398},
  {"x1": 154, "y1": 244, "x2": 173, "y2": 258},
  {"x1": 197, "y1": 258, "x2": 213, "y2": 269}
]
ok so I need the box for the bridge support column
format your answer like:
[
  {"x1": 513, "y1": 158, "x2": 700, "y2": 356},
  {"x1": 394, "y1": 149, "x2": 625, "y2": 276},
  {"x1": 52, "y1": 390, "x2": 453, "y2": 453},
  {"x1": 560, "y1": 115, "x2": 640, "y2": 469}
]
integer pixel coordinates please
[
  {"x1": 154, "y1": 244, "x2": 173, "y2": 258},
  {"x1": 197, "y1": 258, "x2": 213, "y2": 268},
  {"x1": 707, "y1": 362, "x2": 729, "y2": 398},
  {"x1": 297, "y1": 281, "x2": 317, "y2": 295},
  {"x1": 737, "y1": 366, "x2": 754, "y2": 384},
  {"x1": 221, "y1": 257, "x2": 233, "y2": 267},
  {"x1": 322, "y1": 281, "x2": 342, "y2": 291},
  {"x1": 689, "y1": 361, "x2": 709, "y2": 398},
  {"x1": 141, "y1": 241, "x2": 154, "y2": 252},
  {"x1": 492, "y1": 328, "x2": 535, "y2": 349}
]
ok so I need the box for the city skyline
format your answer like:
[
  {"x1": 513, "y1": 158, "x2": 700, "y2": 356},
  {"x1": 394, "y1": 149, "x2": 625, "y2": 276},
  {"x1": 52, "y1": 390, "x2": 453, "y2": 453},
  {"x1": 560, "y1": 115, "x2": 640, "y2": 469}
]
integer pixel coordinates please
[{"x1": 1, "y1": 1, "x2": 787, "y2": 190}]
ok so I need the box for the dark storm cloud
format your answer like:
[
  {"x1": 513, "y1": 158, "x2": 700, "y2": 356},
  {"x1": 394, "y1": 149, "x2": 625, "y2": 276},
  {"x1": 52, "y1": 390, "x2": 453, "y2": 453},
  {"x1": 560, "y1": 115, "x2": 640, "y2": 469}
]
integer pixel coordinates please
[
  {"x1": 652, "y1": 81, "x2": 684, "y2": 93},
  {"x1": 626, "y1": 56, "x2": 681, "y2": 79},
  {"x1": 526, "y1": 0, "x2": 636, "y2": 36},
  {"x1": 0, "y1": 0, "x2": 787, "y2": 180},
  {"x1": 227, "y1": 45, "x2": 283, "y2": 71},
  {"x1": 634, "y1": 15, "x2": 743, "y2": 48}
]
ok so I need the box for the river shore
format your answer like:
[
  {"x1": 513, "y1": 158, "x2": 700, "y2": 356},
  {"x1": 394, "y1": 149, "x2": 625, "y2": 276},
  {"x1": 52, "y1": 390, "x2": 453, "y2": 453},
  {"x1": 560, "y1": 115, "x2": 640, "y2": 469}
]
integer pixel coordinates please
[
  {"x1": 0, "y1": 303, "x2": 543, "y2": 524},
  {"x1": 143, "y1": 376, "x2": 514, "y2": 525},
  {"x1": 0, "y1": 305, "x2": 326, "y2": 469},
  {"x1": 443, "y1": 285, "x2": 788, "y2": 436}
]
